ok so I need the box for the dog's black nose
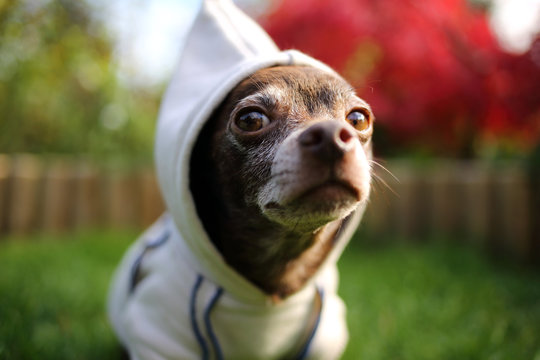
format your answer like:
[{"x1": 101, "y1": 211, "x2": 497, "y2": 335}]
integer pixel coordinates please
[{"x1": 298, "y1": 121, "x2": 356, "y2": 161}]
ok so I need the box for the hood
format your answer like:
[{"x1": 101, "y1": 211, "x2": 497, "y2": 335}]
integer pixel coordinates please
[{"x1": 154, "y1": 0, "x2": 364, "y2": 300}]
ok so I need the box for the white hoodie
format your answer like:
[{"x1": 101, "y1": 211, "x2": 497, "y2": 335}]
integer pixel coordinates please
[{"x1": 107, "y1": 0, "x2": 366, "y2": 359}]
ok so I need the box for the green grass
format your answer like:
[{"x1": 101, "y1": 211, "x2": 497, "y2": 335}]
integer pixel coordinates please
[
  {"x1": 340, "y1": 238, "x2": 540, "y2": 360},
  {"x1": 0, "y1": 232, "x2": 539, "y2": 360},
  {"x1": 0, "y1": 231, "x2": 135, "y2": 360}
]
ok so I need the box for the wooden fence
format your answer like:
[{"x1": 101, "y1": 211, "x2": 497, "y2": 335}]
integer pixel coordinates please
[
  {"x1": 362, "y1": 160, "x2": 539, "y2": 264},
  {"x1": 0, "y1": 154, "x2": 538, "y2": 263},
  {"x1": 0, "y1": 154, "x2": 164, "y2": 236}
]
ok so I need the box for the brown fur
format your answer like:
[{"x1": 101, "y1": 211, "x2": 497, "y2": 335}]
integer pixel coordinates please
[{"x1": 190, "y1": 66, "x2": 373, "y2": 298}]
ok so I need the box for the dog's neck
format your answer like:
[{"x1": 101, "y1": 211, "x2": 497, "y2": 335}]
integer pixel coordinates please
[{"x1": 218, "y1": 202, "x2": 343, "y2": 298}]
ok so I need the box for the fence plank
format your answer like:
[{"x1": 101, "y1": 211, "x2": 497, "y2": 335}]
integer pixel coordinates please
[
  {"x1": 73, "y1": 164, "x2": 103, "y2": 230},
  {"x1": 361, "y1": 161, "x2": 397, "y2": 240},
  {"x1": 0, "y1": 154, "x2": 12, "y2": 235},
  {"x1": 362, "y1": 189, "x2": 392, "y2": 239},
  {"x1": 139, "y1": 169, "x2": 165, "y2": 228},
  {"x1": 9, "y1": 155, "x2": 43, "y2": 235},
  {"x1": 460, "y1": 163, "x2": 490, "y2": 246},
  {"x1": 426, "y1": 163, "x2": 460, "y2": 237},
  {"x1": 106, "y1": 171, "x2": 141, "y2": 229},
  {"x1": 391, "y1": 163, "x2": 423, "y2": 240},
  {"x1": 0, "y1": 155, "x2": 11, "y2": 236},
  {"x1": 492, "y1": 167, "x2": 531, "y2": 260},
  {"x1": 41, "y1": 160, "x2": 75, "y2": 234}
]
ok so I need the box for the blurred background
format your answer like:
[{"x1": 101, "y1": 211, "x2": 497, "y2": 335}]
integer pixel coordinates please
[
  {"x1": 1, "y1": 0, "x2": 540, "y2": 358},
  {"x1": 1, "y1": 0, "x2": 538, "y2": 260}
]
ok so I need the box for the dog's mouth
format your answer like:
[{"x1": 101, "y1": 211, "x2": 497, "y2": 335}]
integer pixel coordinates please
[
  {"x1": 296, "y1": 180, "x2": 360, "y2": 203},
  {"x1": 265, "y1": 180, "x2": 360, "y2": 211},
  {"x1": 262, "y1": 179, "x2": 361, "y2": 230}
]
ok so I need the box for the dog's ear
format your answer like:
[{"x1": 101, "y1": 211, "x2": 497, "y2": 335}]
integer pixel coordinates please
[
  {"x1": 189, "y1": 105, "x2": 226, "y2": 250},
  {"x1": 189, "y1": 85, "x2": 254, "y2": 251}
]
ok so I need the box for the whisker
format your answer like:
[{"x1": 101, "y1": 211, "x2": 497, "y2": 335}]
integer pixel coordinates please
[
  {"x1": 371, "y1": 171, "x2": 399, "y2": 198},
  {"x1": 368, "y1": 159, "x2": 399, "y2": 198},
  {"x1": 369, "y1": 159, "x2": 399, "y2": 183}
]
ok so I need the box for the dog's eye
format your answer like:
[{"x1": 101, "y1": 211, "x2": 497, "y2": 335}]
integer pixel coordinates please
[
  {"x1": 235, "y1": 111, "x2": 270, "y2": 132},
  {"x1": 346, "y1": 110, "x2": 370, "y2": 131}
]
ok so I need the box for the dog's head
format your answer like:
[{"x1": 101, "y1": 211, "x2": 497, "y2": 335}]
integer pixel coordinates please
[{"x1": 193, "y1": 65, "x2": 373, "y2": 235}]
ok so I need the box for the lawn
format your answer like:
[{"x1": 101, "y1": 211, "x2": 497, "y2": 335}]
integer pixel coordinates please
[
  {"x1": 0, "y1": 231, "x2": 539, "y2": 360},
  {"x1": 0, "y1": 232, "x2": 133, "y2": 360},
  {"x1": 340, "y1": 238, "x2": 540, "y2": 360}
]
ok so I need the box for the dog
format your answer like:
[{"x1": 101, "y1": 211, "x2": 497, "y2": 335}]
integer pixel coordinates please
[
  {"x1": 191, "y1": 65, "x2": 373, "y2": 300},
  {"x1": 107, "y1": 1, "x2": 373, "y2": 358},
  {"x1": 108, "y1": 64, "x2": 373, "y2": 359}
]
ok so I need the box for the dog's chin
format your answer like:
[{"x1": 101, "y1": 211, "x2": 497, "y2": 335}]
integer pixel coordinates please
[{"x1": 261, "y1": 182, "x2": 363, "y2": 232}]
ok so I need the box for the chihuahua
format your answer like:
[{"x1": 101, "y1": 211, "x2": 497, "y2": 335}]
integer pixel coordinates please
[
  {"x1": 190, "y1": 65, "x2": 373, "y2": 299},
  {"x1": 109, "y1": 63, "x2": 373, "y2": 360}
]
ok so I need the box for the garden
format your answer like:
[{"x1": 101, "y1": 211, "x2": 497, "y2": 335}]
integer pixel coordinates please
[
  {"x1": 1, "y1": 0, "x2": 539, "y2": 358},
  {"x1": 1, "y1": 232, "x2": 540, "y2": 359}
]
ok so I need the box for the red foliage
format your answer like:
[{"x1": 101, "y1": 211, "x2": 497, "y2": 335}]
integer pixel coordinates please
[{"x1": 261, "y1": 0, "x2": 540, "y2": 156}]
